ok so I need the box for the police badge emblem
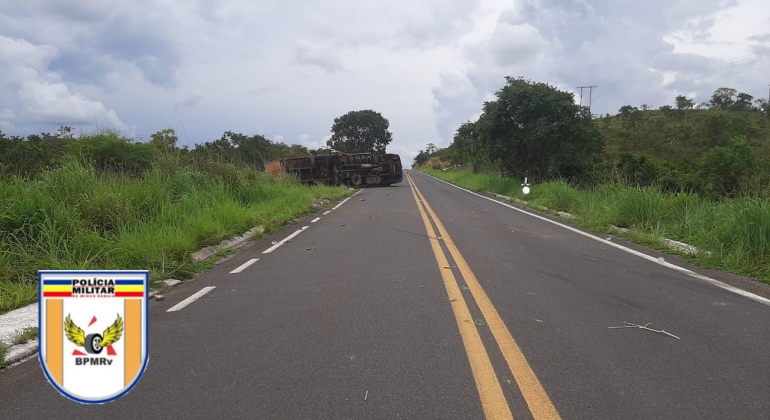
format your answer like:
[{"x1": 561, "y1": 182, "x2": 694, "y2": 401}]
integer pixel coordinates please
[{"x1": 39, "y1": 270, "x2": 150, "y2": 404}]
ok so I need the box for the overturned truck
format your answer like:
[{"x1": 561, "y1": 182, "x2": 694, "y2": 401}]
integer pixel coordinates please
[{"x1": 266, "y1": 152, "x2": 403, "y2": 187}]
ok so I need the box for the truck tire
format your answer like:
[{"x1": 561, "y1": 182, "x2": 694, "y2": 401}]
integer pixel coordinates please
[
  {"x1": 85, "y1": 333, "x2": 104, "y2": 354},
  {"x1": 350, "y1": 173, "x2": 362, "y2": 187}
]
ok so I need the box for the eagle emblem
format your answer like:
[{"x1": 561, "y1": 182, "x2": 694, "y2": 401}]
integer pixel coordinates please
[{"x1": 64, "y1": 314, "x2": 124, "y2": 355}]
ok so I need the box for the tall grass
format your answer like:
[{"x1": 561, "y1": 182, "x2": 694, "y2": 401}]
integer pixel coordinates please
[
  {"x1": 0, "y1": 160, "x2": 351, "y2": 314},
  {"x1": 420, "y1": 167, "x2": 770, "y2": 283}
]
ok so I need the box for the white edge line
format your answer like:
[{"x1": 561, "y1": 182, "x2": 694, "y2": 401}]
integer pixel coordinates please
[
  {"x1": 323, "y1": 211, "x2": 331, "y2": 215},
  {"x1": 263, "y1": 226, "x2": 309, "y2": 254},
  {"x1": 311, "y1": 217, "x2": 321, "y2": 223},
  {"x1": 416, "y1": 171, "x2": 770, "y2": 307},
  {"x1": 230, "y1": 258, "x2": 259, "y2": 274},
  {"x1": 167, "y1": 287, "x2": 216, "y2": 312}
]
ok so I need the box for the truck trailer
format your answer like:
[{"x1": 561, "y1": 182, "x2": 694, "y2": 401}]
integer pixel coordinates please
[{"x1": 266, "y1": 152, "x2": 403, "y2": 187}]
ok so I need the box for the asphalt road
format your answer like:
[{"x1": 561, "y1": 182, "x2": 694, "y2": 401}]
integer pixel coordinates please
[{"x1": 1, "y1": 170, "x2": 768, "y2": 420}]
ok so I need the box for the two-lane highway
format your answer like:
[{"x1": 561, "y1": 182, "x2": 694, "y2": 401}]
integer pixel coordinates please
[{"x1": 1, "y1": 170, "x2": 768, "y2": 419}]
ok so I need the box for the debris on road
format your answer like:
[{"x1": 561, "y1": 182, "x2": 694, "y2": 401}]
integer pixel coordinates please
[
  {"x1": 153, "y1": 294, "x2": 165, "y2": 301},
  {"x1": 609, "y1": 321, "x2": 681, "y2": 340}
]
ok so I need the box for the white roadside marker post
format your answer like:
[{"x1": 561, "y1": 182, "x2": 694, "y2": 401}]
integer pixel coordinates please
[{"x1": 521, "y1": 177, "x2": 531, "y2": 195}]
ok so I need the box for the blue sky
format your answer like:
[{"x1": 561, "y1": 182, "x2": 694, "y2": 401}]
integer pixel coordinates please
[{"x1": 1, "y1": 0, "x2": 768, "y2": 163}]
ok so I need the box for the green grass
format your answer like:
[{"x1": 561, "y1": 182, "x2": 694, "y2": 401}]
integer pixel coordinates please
[
  {"x1": 0, "y1": 327, "x2": 39, "y2": 370},
  {"x1": 12, "y1": 327, "x2": 38, "y2": 345},
  {"x1": 0, "y1": 341, "x2": 6, "y2": 370},
  {"x1": 419, "y1": 167, "x2": 770, "y2": 283},
  {"x1": 0, "y1": 160, "x2": 352, "y2": 314}
]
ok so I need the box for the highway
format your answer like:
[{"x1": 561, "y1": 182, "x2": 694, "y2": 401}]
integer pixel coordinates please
[{"x1": 1, "y1": 170, "x2": 768, "y2": 419}]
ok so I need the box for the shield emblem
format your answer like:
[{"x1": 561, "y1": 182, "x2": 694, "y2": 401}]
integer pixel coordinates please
[{"x1": 39, "y1": 270, "x2": 150, "y2": 404}]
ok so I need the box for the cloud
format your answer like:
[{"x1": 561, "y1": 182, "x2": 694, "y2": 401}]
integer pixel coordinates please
[
  {"x1": 18, "y1": 80, "x2": 126, "y2": 129},
  {"x1": 0, "y1": 0, "x2": 767, "y2": 158},
  {"x1": 488, "y1": 22, "x2": 548, "y2": 66},
  {"x1": 0, "y1": 35, "x2": 127, "y2": 131},
  {"x1": 430, "y1": 0, "x2": 769, "y2": 142},
  {"x1": 274, "y1": 134, "x2": 284, "y2": 142},
  {"x1": 0, "y1": 108, "x2": 15, "y2": 120},
  {"x1": 174, "y1": 89, "x2": 203, "y2": 109},
  {"x1": 293, "y1": 39, "x2": 345, "y2": 73}
]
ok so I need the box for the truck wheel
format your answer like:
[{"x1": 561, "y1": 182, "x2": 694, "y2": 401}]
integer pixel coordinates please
[
  {"x1": 85, "y1": 333, "x2": 104, "y2": 354},
  {"x1": 350, "y1": 174, "x2": 362, "y2": 187}
]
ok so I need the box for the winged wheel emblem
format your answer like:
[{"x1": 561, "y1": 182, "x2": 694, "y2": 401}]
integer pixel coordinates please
[{"x1": 64, "y1": 314, "x2": 124, "y2": 354}]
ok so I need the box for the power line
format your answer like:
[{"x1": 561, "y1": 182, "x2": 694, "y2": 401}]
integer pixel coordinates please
[{"x1": 670, "y1": 54, "x2": 768, "y2": 74}]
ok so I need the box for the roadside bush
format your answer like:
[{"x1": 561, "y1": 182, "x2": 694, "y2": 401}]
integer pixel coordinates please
[
  {"x1": 538, "y1": 181, "x2": 581, "y2": 212},
  {"x1": 68, "y1": 131, "x2": 154, "y2": 176},
  {"x1": 613, "y1": 187, "x2": 668, "y2": 230}
]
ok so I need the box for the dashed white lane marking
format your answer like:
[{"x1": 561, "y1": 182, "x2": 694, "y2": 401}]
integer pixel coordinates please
[
  {"x1": 230, "y1": 258, "x2": 259, "y2": 274},
  {"x1": 332, "y1": 197, "x2": 352, "y2": 210},
  {"x1": 323, "y1": 211, "x2": 331, "y2": 215},
  {"x1": 167, "y1": 287, "x2": 216, "y2": 312},
  {"x1": 311, "y1": 217, "x2": 321, "y2": 223},
  {"x1": 418, "y1": 172, "x2": 770, "y2": 307},
  {"x1": 263, "y1": 226, "x2": 309, "y2": 254}
]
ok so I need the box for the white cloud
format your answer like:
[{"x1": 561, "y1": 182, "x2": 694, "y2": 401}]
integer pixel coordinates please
[
  {"x1": 0, "y1": 108, "x2": 15, "y2": 120},
  {"x1": 273, "y1": 134, "x2": 284, "y2": 142},
  {"x1": 0, "y1": 35, "x2": 127, "y2": 132},
  {"x1": 18, "y1": 80, "x2": 126, "y2": 129},
  {"x1": 488, "y1": 22, "x2": 548, "y2": 66},
  {"x1": 0, "y1": 0, "x2": 767, "y2": 155},
  {"x1": 293, "y1": 39, "x2": 345, "y2": 73}
]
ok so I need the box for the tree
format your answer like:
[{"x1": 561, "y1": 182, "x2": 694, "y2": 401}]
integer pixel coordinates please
[
  {"x1": 709, "y1": 87, "x2": 737, "y2": 110},
  {"x1": 732, "y1": 92, "x2": 754, "y2": 112},
  {"x1": 695, "y1": 136, "x2": 755, "y2": 197},
  {"x1": 150, "y1": 129, "x2": 179, "y2": 152},
  {"x1": 675, "y1": 95, "x2": 694, "y2": 111},
  {"x1": 477, "y1": 77, "x2": 603, "y2": 181},
  {"x1": 413, "y1": 149, "x2": 431, "y2": 166},
  {"x1": 450, "y1": 121, "x2": 485, "y2": 173},
  {"x1": 57, "y1": 126, "x2": 75, "y2": 139},
  {"x1": 756, "y1": 98, "x2": 770, "y2": 117},
  {"x1": 326, "y1": 110, "x2": 393, "y2": 154}
]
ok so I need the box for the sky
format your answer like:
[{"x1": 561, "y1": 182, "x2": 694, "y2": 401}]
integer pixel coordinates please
[{"x1": 1, "y1": 0, "x2": 769, "y2": 165}]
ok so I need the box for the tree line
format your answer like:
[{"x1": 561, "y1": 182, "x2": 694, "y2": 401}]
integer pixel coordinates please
[
  {"x1": 0, "y1": 110, "x2": 394, "y2": 179},
  {"x1": 415, "y1": 79, "x2": 770, "y2": 199}
]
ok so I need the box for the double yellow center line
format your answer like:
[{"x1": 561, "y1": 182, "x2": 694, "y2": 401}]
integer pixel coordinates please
[{"x1": 407, "y1": 172, "x2": 561, "y2": 420}]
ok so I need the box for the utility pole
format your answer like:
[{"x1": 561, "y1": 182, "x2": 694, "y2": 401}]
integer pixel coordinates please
[{"x1": 577, "y1": 86, "x2": 597, "y2": 113}]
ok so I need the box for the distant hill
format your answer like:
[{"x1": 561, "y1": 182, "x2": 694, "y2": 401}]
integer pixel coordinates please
[{"x1": 597, "y1": 108, "x2": 770, "y2": 162}]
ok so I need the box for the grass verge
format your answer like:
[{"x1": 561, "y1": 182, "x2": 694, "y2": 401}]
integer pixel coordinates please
[
  {"x1": 418, "y1": 168, "x2": 769, "y2": 284},
  {"x1": 0, "y1": 327, "x2": 39, "y2": 370},
  {"x1": 0, "y1": 160, "x2": 352, "y2": 314}
]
